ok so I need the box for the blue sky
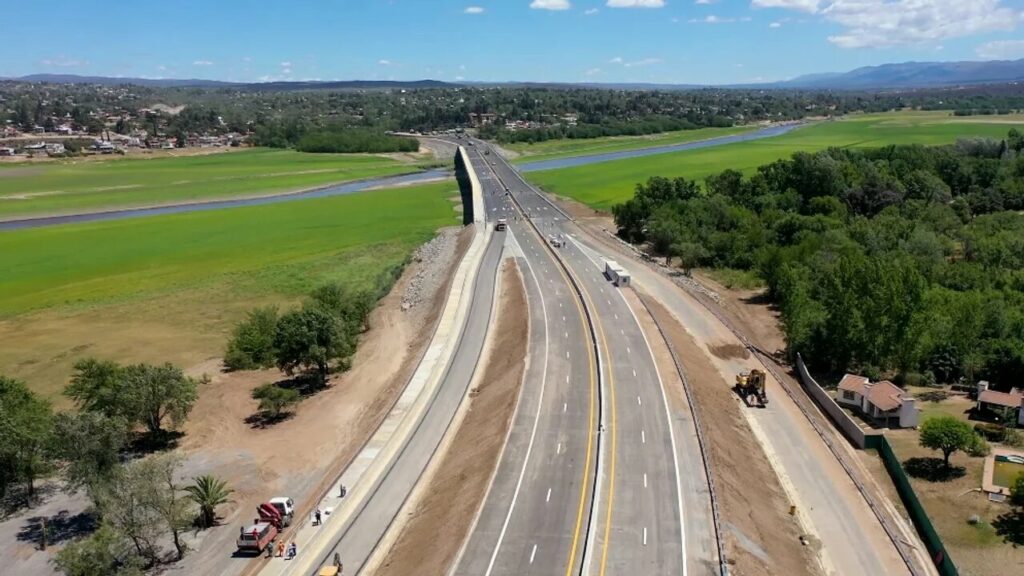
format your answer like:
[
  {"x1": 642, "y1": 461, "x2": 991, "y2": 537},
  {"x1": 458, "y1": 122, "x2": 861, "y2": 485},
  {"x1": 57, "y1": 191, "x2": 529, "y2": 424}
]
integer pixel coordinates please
[{"x1": 4, "y1": 0, "x2": 1024, "y2": 84}]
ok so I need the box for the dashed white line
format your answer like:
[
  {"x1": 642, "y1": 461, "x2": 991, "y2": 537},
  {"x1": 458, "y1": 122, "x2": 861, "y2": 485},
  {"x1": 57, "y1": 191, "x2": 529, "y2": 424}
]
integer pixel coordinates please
[
  {"x1": 643, "y1": 527, "x2": 648, "y2": 546},
  {"x1": 557, "y1": 442, "x2": 562, "y2": 454},
  {"x1": 563, "y1": 402, "x2": 567, "y2": 413},
  {"x1": 641, "y1": 430, "x2": 646, "y2": 444},
  {"x1": 637, "y1": 395, "x2": 642, "y2": 406},
  {"x1": 614, "y1": 313, "x2": 619, "y2": 320},
  {"x1": 566, "y1": 350, "x2": 570, "y2": 359},
  {"x1": 644, "y1": 473, "x2": 648, "y2": 488},
  {"x1": 546, "y1": 488, "x2": 552, "y2": 503},
  {"x1": 530, "y1": 544, "x2": 538, "y2": 564},
  {"x1": 632, "y1": 369, "x2": 637, "y2": 378},
  {"x1": 627, "y1": 346, "x2": 631, "y2": 354}
]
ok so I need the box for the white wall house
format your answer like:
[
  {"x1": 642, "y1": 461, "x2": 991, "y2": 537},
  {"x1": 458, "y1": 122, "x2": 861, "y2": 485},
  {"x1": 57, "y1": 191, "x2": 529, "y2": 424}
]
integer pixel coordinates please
[
  {"x1": 976, "y1": 381, "x2": 1024, "y2": 426},
  {"x1": 836, "y1": 374, "x2": 919, "y2": 428}
]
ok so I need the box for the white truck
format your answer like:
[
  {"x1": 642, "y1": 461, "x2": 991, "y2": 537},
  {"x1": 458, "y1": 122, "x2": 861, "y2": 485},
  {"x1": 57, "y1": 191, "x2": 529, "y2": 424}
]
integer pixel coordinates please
[
  {"x1": 496, "y1": 218, "x2": 507, "y2": 231},
  {"x1": 604, "y1": 260, "x2": 631, "y2": 287}
]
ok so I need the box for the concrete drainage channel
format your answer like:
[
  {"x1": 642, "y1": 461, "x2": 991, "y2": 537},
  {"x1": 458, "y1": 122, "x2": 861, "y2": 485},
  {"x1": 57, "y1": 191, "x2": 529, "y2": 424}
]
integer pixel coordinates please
[{"x1": 256, "y1": 146, "x2": 491, "y2": 576}]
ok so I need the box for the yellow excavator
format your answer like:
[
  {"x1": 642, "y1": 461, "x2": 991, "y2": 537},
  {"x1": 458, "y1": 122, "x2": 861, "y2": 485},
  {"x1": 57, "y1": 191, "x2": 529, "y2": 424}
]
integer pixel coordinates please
[{"x1": 735, "y1": 369, "x2": 768, "y2": 407}]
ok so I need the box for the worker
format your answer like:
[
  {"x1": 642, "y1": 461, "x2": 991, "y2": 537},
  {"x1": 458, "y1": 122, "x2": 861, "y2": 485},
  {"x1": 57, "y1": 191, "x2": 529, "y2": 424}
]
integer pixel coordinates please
[
  {"x1": 266, "y1": 538, "x2": 274, "y2": 558},
  {"x1": 276, "y1": 539, "x2": 285, "y2": 557},
  {"x1": 339, "y1": 484, "x2": 347, "y2": 498},
  {"x1": 288, "y1": 541, "x2": 297, "y2": 559},
  {"x1": 315, "y1": 508, "x2": 322, "y2": 526}
]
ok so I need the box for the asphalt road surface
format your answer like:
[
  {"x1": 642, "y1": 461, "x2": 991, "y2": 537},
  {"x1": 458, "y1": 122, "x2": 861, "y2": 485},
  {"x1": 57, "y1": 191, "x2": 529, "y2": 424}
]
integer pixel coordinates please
[{"x1": 454, "y1": 141, "x2": 717, "y2": 576}]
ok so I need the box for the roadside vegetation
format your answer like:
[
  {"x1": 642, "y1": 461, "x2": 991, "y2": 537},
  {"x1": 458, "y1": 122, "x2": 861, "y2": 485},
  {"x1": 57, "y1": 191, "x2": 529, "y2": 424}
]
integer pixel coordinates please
[
  {"x1": 528, "y1": 112, "x2": 1022, "y2": 210},
  {"x1": 0, "y1": 148, "x2": 437, "y2": 219},
  {"x1": 612, "y1": 128, "x2": 1024, "y2": 387}
]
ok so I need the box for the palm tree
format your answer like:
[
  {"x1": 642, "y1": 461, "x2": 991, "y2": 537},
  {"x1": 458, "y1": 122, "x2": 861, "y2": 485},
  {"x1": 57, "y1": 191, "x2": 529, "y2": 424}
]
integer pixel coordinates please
[{"x1": 185, "y1": 475, "x2": 234, "y2": 528}]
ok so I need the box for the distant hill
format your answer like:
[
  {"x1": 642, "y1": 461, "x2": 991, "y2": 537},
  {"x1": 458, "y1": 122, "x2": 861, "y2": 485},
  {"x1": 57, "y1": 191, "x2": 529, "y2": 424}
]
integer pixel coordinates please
[
  {"x1": 3, "y1": 74, "x2": 461, "y2": 91},
  {"x1": 778, "y1": 59, "x2": 1024, "y2": 89}
]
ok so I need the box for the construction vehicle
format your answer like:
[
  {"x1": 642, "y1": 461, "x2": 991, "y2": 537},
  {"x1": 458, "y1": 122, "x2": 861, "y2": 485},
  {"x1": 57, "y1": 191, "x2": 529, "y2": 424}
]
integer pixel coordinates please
[
  {"x1": 735, "y1": 369, "x2": 768, "y2": 407},
  {"x1": 257, "y1": 497, "x2": 295, "y2": 529},
  {"x1": 496, "y1": 218, "x2": 507, "y2": 231},
  {"x1": 319, "y1": 553, "x2": 345, "y2": 576}
]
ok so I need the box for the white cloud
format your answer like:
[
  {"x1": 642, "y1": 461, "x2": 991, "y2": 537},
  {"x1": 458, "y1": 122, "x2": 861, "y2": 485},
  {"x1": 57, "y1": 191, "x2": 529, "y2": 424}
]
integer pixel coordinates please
[
  {"x1": 585, "y1": 67, "x2": 603, "y2": 75},
  {"x1": 976, "y1": 39, "x2": 1024, "y2": 59},
  {"x1": 769, "y1": 21, "x2": 782, "y2": 28},
  {"x1": 156, "y1": 65, "x2": 168, "y2": 72},
  {"x1": 40, "y1": 56, "x2": 88, "y2": 67},
  {"x1": 624, "y1": 57, "x2": 662, "y2": 67},
  {"x1": 688, "y1": 15, "x2": 735, "y2": 23},
  {"x1": 455, "y1": 75, "x2": 465, "y2": 80},
  {"x1": 606, "y1": 0, "x2": 665, "y2": 7},
  {"x1": 280, "y1": 61, "x2": 292, "y2": 67},
  {"x1": 695, "y1": 0, "x2": 718, "y2": 4},
  {"x1": 464, "y1": 6, "x2": 485, "y2": 14},
  {"x1": 531, "y1": 0, "x2": 571, "y2": 9},
  {"x1": 755, "y1": 1, "x2": 1022, "y2": 48},
  {"x1": 751, "y1": 0, "x2": 820, "y2": 12},
  {"x1": 609, "y1": 56, "x2": 624, "y2": 63},
  {"x1": 281, "y1": 67, "x2": 292, "y2": 74},
  {"x1": 242, "y1": 56, "x2": 253, "y2": 62},
  {"x1": 378, "y1": 59, "x2": 392, "y2": 66},
  {"x1": 192, "y1": 60, "x2": 213, "y2": 66},
  {"x1": 585, "y1": 8, "x2": 600, "y2": 14}
]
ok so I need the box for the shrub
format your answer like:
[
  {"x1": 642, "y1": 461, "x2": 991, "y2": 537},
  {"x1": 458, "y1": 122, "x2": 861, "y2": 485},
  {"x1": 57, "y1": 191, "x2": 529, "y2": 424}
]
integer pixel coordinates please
[
  {"x1": 967, "y1": 434, "x2": 991, "y2": 457},
  {"x1": 224, "y1": 307, "x2": 278, "y2": 371},
  {"x1": 1004, "y1": 428, "x2": 1024, "y2": 448},
  {"x1": 974, "y1": 422, "x2": 1006, "y2": 442},
  {"x1": 251, "y1": 384, "x2": 300, "y2": 419}
]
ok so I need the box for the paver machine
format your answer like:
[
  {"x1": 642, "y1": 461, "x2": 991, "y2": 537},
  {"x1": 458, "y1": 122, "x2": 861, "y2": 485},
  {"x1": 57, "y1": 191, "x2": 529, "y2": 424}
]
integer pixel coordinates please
[{"x1": 735, "y1": 368, "x2": 768, "y2": 407}]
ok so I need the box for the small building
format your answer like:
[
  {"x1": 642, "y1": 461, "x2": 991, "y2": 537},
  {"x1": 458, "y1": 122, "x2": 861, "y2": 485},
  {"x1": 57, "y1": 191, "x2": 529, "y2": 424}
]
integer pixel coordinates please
[
  {"x1": 45, "y1": 142, "x2": 65, "y2": 155},
  {"x1": 836, "y1": 374, "x2": 919, "y2": 428},
  {"x1": 976, "y1": 381, "x2": 1024, "y2": 426},
  {"x1": 0, "y1": 147, "x2": 15, "y2": 157}
]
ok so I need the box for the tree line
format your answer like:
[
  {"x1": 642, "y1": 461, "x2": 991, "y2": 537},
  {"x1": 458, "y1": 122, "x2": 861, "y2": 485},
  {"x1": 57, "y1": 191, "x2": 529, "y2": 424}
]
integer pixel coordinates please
[
  {"x1": 252, "y1": 123, "x2": 419, "y2": 153},
  {"x1": 1, "y1": 363, "x2": 235, "y2": 575},
  {"x1": 613, "y1": 129, "x2": 1024, "y2": 387}
]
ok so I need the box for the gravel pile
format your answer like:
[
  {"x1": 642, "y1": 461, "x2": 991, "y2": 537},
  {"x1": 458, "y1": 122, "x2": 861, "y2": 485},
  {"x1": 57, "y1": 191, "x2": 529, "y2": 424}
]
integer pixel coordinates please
[{"x1": 402, "y1": 228, "x2": 460, "y2": 312}]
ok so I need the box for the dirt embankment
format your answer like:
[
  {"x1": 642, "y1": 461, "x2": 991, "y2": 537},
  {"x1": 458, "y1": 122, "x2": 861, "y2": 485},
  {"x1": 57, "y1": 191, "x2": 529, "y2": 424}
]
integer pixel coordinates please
[
  {"x1": 374, "y1": 258, "x2": 528, "y2": 576},
  {"x1": 172, "y1": 226, "x2": 473, "y2": 576},
  {"x1": 639, "y1": 292, "x2": 820, "y2": 576}
]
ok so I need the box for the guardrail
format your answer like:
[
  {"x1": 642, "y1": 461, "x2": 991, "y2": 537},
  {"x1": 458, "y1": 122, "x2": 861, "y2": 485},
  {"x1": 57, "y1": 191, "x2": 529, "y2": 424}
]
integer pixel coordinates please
[{"x1": 634, "y1": 294, "x2": 729, "y2": 576}]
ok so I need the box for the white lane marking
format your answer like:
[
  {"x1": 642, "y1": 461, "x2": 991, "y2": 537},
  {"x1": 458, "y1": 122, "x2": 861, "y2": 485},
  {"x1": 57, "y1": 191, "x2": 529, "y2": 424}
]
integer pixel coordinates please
[
  {"x1": 641, "y1": 430, "x2": 646, "y2": 444},
  {"x1": 563, "y1": 402, "x2": 567, "y2": 413},
  {"x1": 566, "y1": 374, "x2": 570, "y2": 383},
  {"x1": 557, "y1": 442, "x2": 562, "y2": 454},
  {"x1": 637, "y1": 395, "x2": 642, "y2": 406},
  {"x1": 482, "y1": 230, "x2": 551, "y2": 576},
  {"x1": 614, "y1": 314, "x2": 619, "y2": 320},
  {"x1": 643, "y1": 527, "x2": 648, "y2": 546},
  {"x1": 627, "y1": 346, "x2": 631, "y2": 354},
  {"x1": 620, "y1": 329, "x2": 625, "y2": 335},
  {"x1": 566, "y1": 350, "x2": 570, "y2": 359},
  {"x1": 632, "y1": 369, "x2": 637, "y2": 378},
  {"x1": 565, "y1": 331, "x2": 568, "y2": 339},
  {"x1": 530, "y1": 544, "x2": 537, "y2": 564},
  {"x1": 644, "y1": 473, "x2": 648, "y2": 488},
  {"x1": 546, "y1": 488, "x2": 552, "y2": 503}
]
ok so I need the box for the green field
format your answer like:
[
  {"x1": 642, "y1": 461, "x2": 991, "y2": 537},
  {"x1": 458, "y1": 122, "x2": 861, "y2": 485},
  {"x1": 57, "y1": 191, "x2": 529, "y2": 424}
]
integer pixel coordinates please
[
  {"x1": 0, "y1": 181, "x2": 460, "y2": 398},
  {"x1": 526, "y1": 111, "x2": 1024, "y2": 211},
  {"x1": 506, "y1": 125, "x2": 755, "y2": 164},
  {"x1": 0, "y1": 148, "x2": 438, "y2": 219}
]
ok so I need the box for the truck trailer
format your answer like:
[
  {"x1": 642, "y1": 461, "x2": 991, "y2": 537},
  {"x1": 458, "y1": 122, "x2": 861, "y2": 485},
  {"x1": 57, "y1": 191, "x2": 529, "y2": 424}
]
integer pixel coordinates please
[{"x1": 603, "y1": 260, "x2": 631, "y2": 287}]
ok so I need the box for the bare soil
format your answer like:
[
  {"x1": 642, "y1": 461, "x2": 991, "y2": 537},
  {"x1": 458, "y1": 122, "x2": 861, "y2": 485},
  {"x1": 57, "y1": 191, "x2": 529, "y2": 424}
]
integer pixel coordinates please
[
  {"x1": 639, "y1": 292, "x2": 820, "y2": 576},
  {"x1": 170, "y1": 226, "x2": 475, "y2": 576},
  {"x1": 375, "y1": 259, "x2": 528, "y2": 576}
]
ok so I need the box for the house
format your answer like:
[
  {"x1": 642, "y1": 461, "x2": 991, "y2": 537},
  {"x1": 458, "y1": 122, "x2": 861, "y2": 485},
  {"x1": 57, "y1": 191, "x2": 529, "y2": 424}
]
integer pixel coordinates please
[
  {"x1": 836, "y1": 374, "x2": 919, "y2": 428},
  {"x1": 0, "y1": 147, "x2": 15, "y2": 157},
  {"x1": 45, "y1": 142, "x2": 65, "y2": 155},
  {"x1": 976, "y1": 381, "x2": 1024, "y2": 426}
]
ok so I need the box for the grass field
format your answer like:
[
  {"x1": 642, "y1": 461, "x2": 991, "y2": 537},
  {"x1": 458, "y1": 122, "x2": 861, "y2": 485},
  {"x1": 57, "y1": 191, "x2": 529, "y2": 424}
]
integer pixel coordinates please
[
  {"x1": 0, "y1": 148, "x2": 439, "y2": 219},
  {"x1": 0, "y1": 180, "x2": 460, "y2": 399},
  {"x1": 505, "y1": 125, "x2": 755, "y2": 164},
  {"x1": 527, "y1": 111, "x2": 1024, "y2": 211}
]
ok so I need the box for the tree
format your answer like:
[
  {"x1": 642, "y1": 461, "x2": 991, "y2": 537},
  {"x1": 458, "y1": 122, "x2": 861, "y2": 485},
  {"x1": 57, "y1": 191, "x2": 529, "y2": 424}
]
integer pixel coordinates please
[
  {"x1": 50, "y1": 412, "x2": 129, "y2": 497},
  {"x1": 919, "y1": 416, "x2": 976, "y2": 468},
  {"x1": 65, "y1": 359, "x2": 126, "y2": 419},
  {"x1": 0, "y1": 375, "x2": 54, "y2": 499},
  {"x1": 251, "y1": 383, "x2": 301, "y2": 419},
  {"x1": 669, "y1": 241, "x2": 709, "y2": 276},
  {"x1": 224, "y1": 307, "x2": 279, "y2": 371},
  {"x1": 52, "y1": 523, "x2": 145, "y2": 576},
  {"x1": 148, "y1": 455, "x2": 192, "y2": 560},
  {"x1": 185, "y1": 475, "x2": 233, "y2": 529},
  {"x1": 274, "y1": 307, "x2": 351, "y2": 385},
  {"x1": 1010, "y1": 473, "x2": 1024, "y2": 507}
]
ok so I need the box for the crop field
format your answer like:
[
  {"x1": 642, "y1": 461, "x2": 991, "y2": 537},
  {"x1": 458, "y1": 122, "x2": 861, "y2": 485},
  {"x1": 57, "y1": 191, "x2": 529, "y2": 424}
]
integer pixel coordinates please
[
  {"x1": 0, "y1": 180, "x2": 460, "y2": 399},
  {"x1": 526, "y1": 111, "x2": 1023, "y2": 210},
  {"x1": 505, "y1": 125, "x2": 755, "y2": 164},
  {"x1": 0, "y1": 148, "x2": 438, "y2": 219}
]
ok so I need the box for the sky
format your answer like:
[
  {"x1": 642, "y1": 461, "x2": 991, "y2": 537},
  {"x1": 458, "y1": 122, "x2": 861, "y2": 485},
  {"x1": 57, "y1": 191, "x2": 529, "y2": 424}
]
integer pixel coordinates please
[{"x1": 4, "y1": 0, "x2": 1024, "y2": 85}]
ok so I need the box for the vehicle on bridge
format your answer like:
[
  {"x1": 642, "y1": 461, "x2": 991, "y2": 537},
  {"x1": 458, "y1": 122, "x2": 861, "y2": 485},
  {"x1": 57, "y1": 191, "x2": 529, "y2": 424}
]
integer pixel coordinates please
[{"x1": 735, "y1": 369, "x2": 768, "y2": 407}]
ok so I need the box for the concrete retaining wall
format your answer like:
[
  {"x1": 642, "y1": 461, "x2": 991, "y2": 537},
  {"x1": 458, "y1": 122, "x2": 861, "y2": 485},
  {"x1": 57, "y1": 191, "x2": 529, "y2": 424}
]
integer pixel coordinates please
[{"x1": 794, "y1": 354, "x2": 868, "y2": 448}]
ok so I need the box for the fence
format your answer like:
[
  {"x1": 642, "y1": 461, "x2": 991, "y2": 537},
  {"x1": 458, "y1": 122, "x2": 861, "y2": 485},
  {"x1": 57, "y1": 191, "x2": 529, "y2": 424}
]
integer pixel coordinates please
[{"x1": 795, "y1": 354, "x2": 958, "y2": 576}]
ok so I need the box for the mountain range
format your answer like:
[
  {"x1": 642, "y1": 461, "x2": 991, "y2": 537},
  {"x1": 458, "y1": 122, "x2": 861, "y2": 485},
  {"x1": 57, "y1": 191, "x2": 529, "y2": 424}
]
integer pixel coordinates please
[{"x1": 5, "y1": 58, "x2": 1024, "y2": 91}]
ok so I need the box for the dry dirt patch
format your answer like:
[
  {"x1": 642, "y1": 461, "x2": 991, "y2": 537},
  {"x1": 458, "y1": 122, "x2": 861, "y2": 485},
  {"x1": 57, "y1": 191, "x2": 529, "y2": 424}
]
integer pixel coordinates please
[
  {"x1": 375, "y1": 258, "x2": 528, "y2": 576},
  {"x1": 639, "y1": 292, "x2": 820, "y2": 576}
]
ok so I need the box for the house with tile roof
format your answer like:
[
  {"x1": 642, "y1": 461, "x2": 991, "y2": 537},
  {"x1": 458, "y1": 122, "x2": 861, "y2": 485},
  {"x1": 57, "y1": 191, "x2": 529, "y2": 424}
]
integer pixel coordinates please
[
  {"x1": 836, "y1": 373, "x2": 919, "y2": 428},
  {"x1": 976, "y1": 381, "x2": 1024, "y2": 426}
]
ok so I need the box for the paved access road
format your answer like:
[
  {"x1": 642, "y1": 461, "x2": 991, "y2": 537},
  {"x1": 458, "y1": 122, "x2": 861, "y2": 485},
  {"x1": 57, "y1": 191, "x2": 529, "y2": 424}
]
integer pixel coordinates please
[{"x1": 454, "y1": 141, "x2": 718, "y2": 576}]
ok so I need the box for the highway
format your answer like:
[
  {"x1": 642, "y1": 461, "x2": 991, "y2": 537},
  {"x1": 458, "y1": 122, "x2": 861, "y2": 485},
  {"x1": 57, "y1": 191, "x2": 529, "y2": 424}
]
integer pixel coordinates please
[{"x1": 454, "y1": 141, "x2": 718, "y2": 575}]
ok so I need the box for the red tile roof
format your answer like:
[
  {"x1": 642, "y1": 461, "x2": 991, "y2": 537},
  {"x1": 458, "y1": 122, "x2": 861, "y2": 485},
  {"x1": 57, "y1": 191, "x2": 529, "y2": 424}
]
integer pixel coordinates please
[
  {"x1": 979, "y1": 389, "x2": 1024, "y2": 409},
  {"x1": 866, "y1": 380, "x2": 904, "y2": 412},
  {"x1": 838, "y1": 374, "x2": 869, "y2": 395}
]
